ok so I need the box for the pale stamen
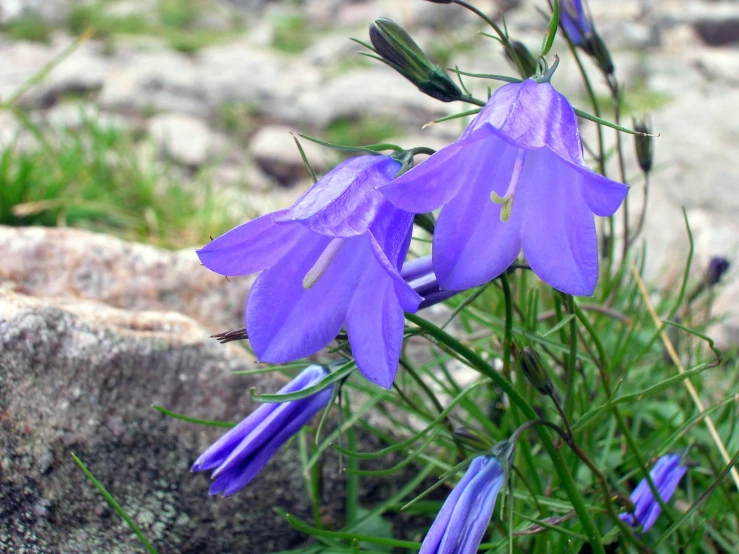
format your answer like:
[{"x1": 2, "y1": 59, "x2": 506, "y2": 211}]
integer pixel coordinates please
[
  {"x1": 491, "y1": 149, "x2": 527, "y2": 222},
  {"x1": 302, "y1": 238, "x2": 347, "y2": 289}
]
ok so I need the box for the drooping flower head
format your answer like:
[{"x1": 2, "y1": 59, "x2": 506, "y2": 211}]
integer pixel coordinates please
[
  {"x1": 380, "y1": 77, "x2": 629, "y2": 296},
  {"x1": 419, "y1": 453, "x2": 506, "y2": 553},
  {"x1": 198, "y1": 154, "x2": 422, "y2": 389},
  {"x1": 619, "y1": 454, "x2": 687, "y2": 533},
  {"x1": 555, "y1": 0, "x2": 614, "y2": 74},
  {"x1": 192, "y1": 364, "x2": 333, "y2": 496}
]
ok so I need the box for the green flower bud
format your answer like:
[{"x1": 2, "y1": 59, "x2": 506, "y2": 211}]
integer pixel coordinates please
[
  {"x1": 369, "y1": 18, "x2": 462, "y2": 102},
  {"x1": 633, "y1": 115, "x2": 654, "y2": 174},
  {"x1": 519, "y1": 347, "x2": 554, "y2": 396},
  {"x1": 506, "y1": 41, "x2": 538, "y2": 78},
  {"x1": 583, "y1": 32, "x2": 614, "y2": 75}
]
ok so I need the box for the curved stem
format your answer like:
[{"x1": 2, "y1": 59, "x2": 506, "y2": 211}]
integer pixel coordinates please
[{"x1": 404, "y1": 312, "x2": 608, "y2": 554}]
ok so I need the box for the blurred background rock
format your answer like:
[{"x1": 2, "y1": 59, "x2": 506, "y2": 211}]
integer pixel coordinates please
[{"x1": 1, "y1": 0, "x2": 738, "y2": 552}]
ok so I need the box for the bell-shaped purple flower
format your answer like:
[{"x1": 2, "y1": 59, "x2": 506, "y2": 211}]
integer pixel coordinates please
[
  {"x1": 380, "y1": 79, "x2": 628, "y2": 296},
  {"x1": 619, "y1": 454, "x2": 687, "y2": 533},
  {"x1": 198, "y1": 155, "x2": 422, "y2": 389},
  {"x1": 419, "y1": 454, "x2": 506, "y2": 553},
  {"x1": 192, "y1": 364, "x2": 333, "y2": 496}
]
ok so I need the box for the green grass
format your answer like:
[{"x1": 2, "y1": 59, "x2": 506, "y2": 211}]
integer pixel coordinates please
[
  {"x1": 0, "y1": 14, "x2": 53, "y2": 43},
  {"x1": 271, "y1": 13, "x2": 313, "y2": 54},
  {"x1": 0, "y1": 108, "x2": 238, "y2": 248},
  {"x1": 66, "y1": 0, "x2": 241, "y2": 53},
  {"x1": 324, "y1": 116, "x2": 406, "y2": 148}
]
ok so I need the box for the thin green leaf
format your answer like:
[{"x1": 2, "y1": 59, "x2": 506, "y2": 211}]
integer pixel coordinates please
[
  {"x1": 151, "y1": 405, "x2": 236, "y2": 428},
  {"x1": 541, "y1": 0, "x2": 559, "y2": 56},
  {"x1": 71, "y1": 453, "x2": 159, "y2": 554},
  {"x1": 250, "y1": 362, "x2": 354, "y2": 403}
]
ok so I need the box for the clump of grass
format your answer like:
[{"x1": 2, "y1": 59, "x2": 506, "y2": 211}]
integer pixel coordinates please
[
  {"x1": 271, "y1": 13, "x2": 312, "y2": 54},
  {"x1": 1, "y1": 14, "x2": 53, "y2": 43},
  {"x1": 66, "y1": 0, "x2": 241, "y2": 53},
  {"x1": 325, "y1": 116, "x2": 405, "y2": 147},
  {"x1": 0, "y1": 109, "x2": 237, "y2": 248}
]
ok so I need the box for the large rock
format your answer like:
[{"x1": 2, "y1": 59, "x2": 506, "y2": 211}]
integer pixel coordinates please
[
  {"x1": 0, "y1": 226, "x2": 246, "y2": 331},
  {"x1": 0, "y1": 290, "x2": 321, "y2": 553},
  {"x1": 248, "y1": 124, "x2": 337, "y2": 185},
  {"x1": 147, "y1": 112, "x2": 229, "y2": 167},
  {"x1": 0, "y1": 0, "x2": 69, "y2": 24}
]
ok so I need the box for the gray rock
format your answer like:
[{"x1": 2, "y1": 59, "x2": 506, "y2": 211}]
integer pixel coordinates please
[
  {"x1": 0, "y1": 0, "x2": 69, "y2": 24},
  {"x1": 99, "y1": 48, "x2": 208, "y2": 118},
  {"x1": 0, "y1": 225, "x2": 246, "y2": 331},
  {"x1": 248, "y1": 124, "x2": 337, "y2": 185},
  {"x1": 147, "y1": 112, "x2": 229, "y2": 167},
  {"x1": 295, "y1": 67, "x2": 448, "y2": 128},
  {"x1": 0, "y1": 289, "x2": 319, "y2": 553}
]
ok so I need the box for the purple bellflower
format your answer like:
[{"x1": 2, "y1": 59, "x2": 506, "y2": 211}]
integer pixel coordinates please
[
  {"x1": 198, "y1": 154, "x2": 422, "y2": 389},
  {"x1": 192, "y1": 364, "x2": 333, "y2": 496},
  {"x1": 619, "y1": 454, "x2": 687, "y2": 533},
  {"x1": 380, "y1": 78, "x2": 629, "y2": 296},
  {"x1": 419, "y1": 454, "x2": 506, "y2": 553}
]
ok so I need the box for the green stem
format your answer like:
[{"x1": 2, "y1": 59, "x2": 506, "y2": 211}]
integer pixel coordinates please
[
  {"x1": 501, "y1": 274, "x2": 515, "y2": 377},
  {"x1": 405, "y1": 312, "x2": 607, "y2": 553}
]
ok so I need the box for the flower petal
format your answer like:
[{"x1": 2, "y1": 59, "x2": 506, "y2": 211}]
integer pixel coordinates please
[
  {"x1": 246, "y1": 233, "x2": 365, "y2": 362},
  {"x1": 197, "y1": 212, "x2": 304, "y2": 276},
  {"x1": 464, "y1": 80, "x2": 584, "y2": 165},
  {"x1": 346, "y1": 249, "x2": 407, "y2": 389},
  {"x1": 433, "y1": 138, "x2": 523, "y2": 290},
  {"x1": 554, "y1": 154, "x2": 629, "y2": 217},
  {"x1": 275, "y1": 156, "x2": 401, "y2": 237},
  {"x1": 437, "y1": 456, "x2": 505, "y2": 554},
  {"x1": 191, "y1": 366, "x2": 324, "y2": 472},
  {"x1": 419, "y1": 457, "x2": 484, "y2": 554},
  {"x1": 209, "y1": 387, "x2": 333, "y2": 496},
  {"x1": 379, "y1": 137, "x2": 488, "y2": 214},
  {"x1": 519, "y1": 149, "x2": 599, "y2": 296}
]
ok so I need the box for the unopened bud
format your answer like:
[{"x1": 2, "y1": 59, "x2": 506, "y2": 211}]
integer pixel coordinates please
[
  {"x1": 706, "y1": 256, "x2": 730, "y2": 286},
  {"x1": 369, "y1": 18, "x2": 462, "y2": 102},
  {"x1": 557, "y1": 0, "x2": 614, "y2": 74},
  {"x1": 520, "y1": 347, "x2": 554, "y2": 396},
  {"x1": 583, "y1": 33, "x2": 614, "y2": 75},
  {"x1": 507, "y1": 41, "x2": 538, "y2": 78},
  {"x1": 633, "y1": 115, "x2": 654, "y2": 173}
]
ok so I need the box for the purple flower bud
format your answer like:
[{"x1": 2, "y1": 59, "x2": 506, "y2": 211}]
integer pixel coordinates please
[
  {"x1": 556, "y1": 0, "x2": 614, "y2": 74},
  {"x1": 619, "y1": 454, "x2": 687, "y2": 533},
  {"x1": 191, "y1": 364, "x2": 333, "y2": 496},
  {"x1": 402, "y1": 255, "x2": 461, "y2": 309},
  {"x1": 706, "y1": 256, "x2": 730, "y2": 286},
  {"x1": 419, "y1": 454, "x2": 506, "y2": 553}
]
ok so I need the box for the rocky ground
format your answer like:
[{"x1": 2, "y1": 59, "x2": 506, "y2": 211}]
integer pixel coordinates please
[{"x1": 1, "y1": 0, "x2": 739, "y2": 552}]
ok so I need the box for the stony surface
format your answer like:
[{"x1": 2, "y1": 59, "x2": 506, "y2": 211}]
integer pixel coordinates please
[
  {"x1": 0, "y1": 289, "x2": 313, "y2": 553},
  {"x1": 0, "y1": 225, "x2": 247, "y2": 331},
  {"x1": 148, "y1": 112, "x2": 229, "y2": 167}
]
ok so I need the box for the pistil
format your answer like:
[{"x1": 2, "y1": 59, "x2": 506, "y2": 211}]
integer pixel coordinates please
[
  {"x1": 491, "y1": 149, "x2": 527, "y2": 222},
  {"x1": 302, "y1": 238, "x2": 347, "y2": 289}
]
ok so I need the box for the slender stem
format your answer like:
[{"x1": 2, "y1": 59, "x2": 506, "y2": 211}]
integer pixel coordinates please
[
  {"x1": 405, "y1": 312, "x2": 608, "y2": 554},
  {"x1": 627, "y1": 172, "x2": 650, "y2": 247},
  {"x1": 563, "y1": 295, "x2": 578, "y2": 420},
  {"x1": 458, "y1": 93, "x2": 486, "y2": 107},
  {"x1": 501, "y1": 274, "x2": 515, "y2": 377},
  {"x1": 568, "y1": 43, "x2": 605, "y2": 177},
  {"x1": 401, "y1": 359, "x2": 468, "y2": 461}
]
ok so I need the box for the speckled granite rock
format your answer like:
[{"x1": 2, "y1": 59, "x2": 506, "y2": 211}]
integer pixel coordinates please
[
  {"x1": 0, "y1": 225, "x2": 247, "y2": 332},
  {"x1": 0, "y1": 290, "x2": 322, "y2": 553}
]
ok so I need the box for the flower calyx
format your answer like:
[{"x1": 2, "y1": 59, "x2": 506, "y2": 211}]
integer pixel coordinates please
[{"x1": 367, "y1": 18, "x2": 463, "y2": 102}]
